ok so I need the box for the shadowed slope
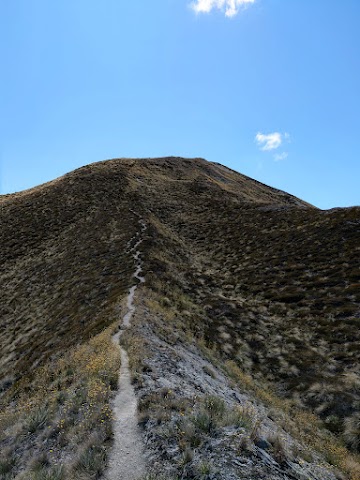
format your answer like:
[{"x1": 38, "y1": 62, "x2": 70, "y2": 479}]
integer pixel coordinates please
[{"x1": 0, "y1": 162, "x2": 138, "y2": 383}]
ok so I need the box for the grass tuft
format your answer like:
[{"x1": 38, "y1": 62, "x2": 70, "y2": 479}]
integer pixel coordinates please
[{"x1": 0, "y1": 326, "x2": 120, "y2": 479}]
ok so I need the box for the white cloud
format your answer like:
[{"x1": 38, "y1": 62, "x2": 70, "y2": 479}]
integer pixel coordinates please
[
  {"x1": 274, "y1": 152, "x2": 288, "y2": 162},
  {"x1": 255, "y1": 132, "x2": 283, "y2": 151},
  {"x1": 191, "y1": 0, "x2": 255, "y2": 17}
]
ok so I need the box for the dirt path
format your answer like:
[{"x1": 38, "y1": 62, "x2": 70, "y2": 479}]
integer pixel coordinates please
[{"x1": 104, "y1": 218, "x2": 147, "y2": 480}]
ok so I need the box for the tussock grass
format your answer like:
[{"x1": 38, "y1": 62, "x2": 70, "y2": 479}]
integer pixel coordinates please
[
  {"x1": 139, "y1": 387, "x2": 262, "y2": 461},
  {"x1": 0, "y1": 326, "x2": 120, "y2": 479},
  {"x1": 189, "y1": 396, "x2": 260, "y2": 439},
  {"x1": 2, "y1": 157, "x2": 359, "y2": 478},
  {"x1": 27, "y1": 465, "x2": 65, "y2": 480},
  {"x1": 141, "y1": 195, "x2": 360, "y2": 478},
  {"x1": 0, "y1": 163, "x2": 137, "y2": 383},
  {"x1": 224, "y1": 360, "x2": 360, "y2": 479},
  {"x1": 267, "y1": 432, "x2": 292, "y2": 464},
  {"x1": 344, "y1": 414, "x2": 360, "y2": 453}
]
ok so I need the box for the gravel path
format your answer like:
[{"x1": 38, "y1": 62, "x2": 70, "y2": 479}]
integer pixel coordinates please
[{"x1": 104, "y1": 218, "x2": 147, "y2": 480}]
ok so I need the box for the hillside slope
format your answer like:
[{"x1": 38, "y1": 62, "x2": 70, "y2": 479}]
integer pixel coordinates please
[
  {"x1": 1, "y1": 157, "x2": 359, "y2": 479},
  {"x1": 0, "y1": 157, "x2": 310, "y2": 381}
]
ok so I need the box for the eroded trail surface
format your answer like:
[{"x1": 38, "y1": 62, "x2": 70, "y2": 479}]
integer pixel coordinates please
[{"x1": 105, "y1": 217, "x2": 147, "y2": 480}]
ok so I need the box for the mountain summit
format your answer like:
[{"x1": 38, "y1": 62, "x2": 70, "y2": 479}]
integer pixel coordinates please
[{"x1": 1, "y1": 157, "x2": 359, "y2": 479}]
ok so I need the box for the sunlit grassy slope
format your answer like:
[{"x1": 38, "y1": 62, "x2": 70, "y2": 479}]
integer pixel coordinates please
[{"x1": 1, "y1": 157, "x2": 359, "y2": 477}]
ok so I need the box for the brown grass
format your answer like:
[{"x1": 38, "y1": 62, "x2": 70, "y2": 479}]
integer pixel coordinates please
[
  {"x1": 1, "y1": 156, "x2": 359, "y2": 477},
  {"x1": 224, "y1": 360, "x2": 360, "y2": 480},
  {"x1": 0, "y1": 326, "x2": 120, "y2": 479}
]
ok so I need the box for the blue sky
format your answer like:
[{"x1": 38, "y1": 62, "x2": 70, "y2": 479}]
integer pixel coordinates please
[{"x1": 1, "y1": 0, "x2": 359, "y2": 209}]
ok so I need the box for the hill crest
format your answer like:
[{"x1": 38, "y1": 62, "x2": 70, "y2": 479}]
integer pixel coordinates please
[{"x1": 1, "y1": 156, "x2": 359, "y2": 479}]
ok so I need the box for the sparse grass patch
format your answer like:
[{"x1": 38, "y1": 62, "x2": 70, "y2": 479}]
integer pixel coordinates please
[
  {"x1": 139, "y1": 388, "x2": 190, "y2": 427},
  {"x1": 0, "y1": 453, "x2": 18, "y2": 476},
  {"x1": 28, "y1": 465, "x2": 65, "y2": 480},
  {"x1": 0, "y1": 325, "x2": 120, "y2": 479},
  {"x1": 202, "y1": 365, "x2": 216, "y2": 378},
  {"x1": 224, "y1": 359, "x2": 360, "y2": 479},
  {"x1": 72, "y1": 439, "x2": 107, "y2": 478},
  {"x1": 192, "y1": 396, "x2": 226, "y2": 433},
  {"x1": 25, "y1": 405, "x2": 49, "y2": 434},
  {"x1": 196, "y1": 460, "x2": 212, "y2": 476},
  {"x1": 168, "y1": 394, "x2": 262, "y2": 463},
  {"x1": 225, "y1": 403, "x2": 259, "y2": 430},
  {"x1": 344, "y1": 413, "x2": 360, "y2": 453},
  {"x1": 267, "y1": 432, "x2": 290, "y2": 464}
]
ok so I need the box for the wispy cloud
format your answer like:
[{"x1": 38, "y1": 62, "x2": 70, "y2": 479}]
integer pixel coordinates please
[
  {"x1": 255, "y1": 132, "x2": 291, "y2": 162},
  {"x1": 274, "y1": 152, "x2": 288, "y2": 162},
  {"x1": 255, "y1": 132, "x2": 283, "y2": 151},
  {"x1": 190, "y1": 0, "x2": 256, "y2": 17}
]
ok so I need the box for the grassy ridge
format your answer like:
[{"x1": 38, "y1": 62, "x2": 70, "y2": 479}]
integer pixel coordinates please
[
  {"x1": 0, "y1": 162, "x2": 137, "y2": 386},
  {"x1": 1, "y1": 157, "x2": 359, "y2": 477}
]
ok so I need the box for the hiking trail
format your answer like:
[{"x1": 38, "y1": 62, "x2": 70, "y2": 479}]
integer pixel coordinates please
[{"x1": 105, "y1": 216, "x2": 147, "y2": 480}]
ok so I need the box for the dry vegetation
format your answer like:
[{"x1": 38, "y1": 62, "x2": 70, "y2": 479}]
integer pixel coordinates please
[
  {"x1": 127, "y1": 283, "x2": 360, "y2": 479},
  {"x1": 183, "y1": 204, "x2": 360, "y2": 447},
  {"x1": 0, "y1": 162, "x2": 138, "y2": 385},
  {"x1": 0, "y1": 326, "x2": 120, "y2": 479},
  {"x1": 1, "y1": 156, "x2": 359, "y2": 478},
  {"x1": 133, "y1": 159, "x2": 359, "y2": 454}
]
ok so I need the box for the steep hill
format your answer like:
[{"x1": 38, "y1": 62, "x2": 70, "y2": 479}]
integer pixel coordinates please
[
  {"x1": 1, "y1": 157, "x2": 359, "y2": 480},
  {"x1": 0, "y1": 157, "x2": 310, "y2": 380}
]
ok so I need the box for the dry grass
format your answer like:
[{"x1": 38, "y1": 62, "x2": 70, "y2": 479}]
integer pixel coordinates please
[
  {"x1": 0, "y1": 162, "x2": 138, "y2": 383},
  {"x1": 140, "y1": 236, "x2": 360, "y2": 479},
  {"x1": 143, "y1": 176, "x2": 359, "y2": 461},
  {"x1": 138, "y1": 390, "x2": 261, "y2": 463},
  {"x1": 224, "y1": 360, "x2": 360, "y2": 480},
  {"x1": 1, "y1": 157, "x2": 359, "y2": 478},
  {"x1": 0, "y1": 326, "x2": 120, "y2": 479}
]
